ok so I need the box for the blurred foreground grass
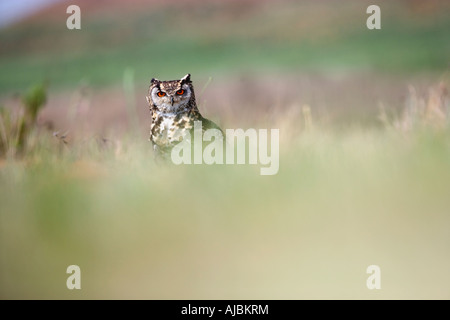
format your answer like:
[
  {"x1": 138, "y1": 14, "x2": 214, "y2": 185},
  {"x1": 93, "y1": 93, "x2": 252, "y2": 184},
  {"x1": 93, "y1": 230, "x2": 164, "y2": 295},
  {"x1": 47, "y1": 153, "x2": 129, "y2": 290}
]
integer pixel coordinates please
[
  {"x1": 1, "y1": 0, "x2": 450, "y2": 300},
  {"x1": 1, "y1": 125, "x2": 450, "y2": 299}
]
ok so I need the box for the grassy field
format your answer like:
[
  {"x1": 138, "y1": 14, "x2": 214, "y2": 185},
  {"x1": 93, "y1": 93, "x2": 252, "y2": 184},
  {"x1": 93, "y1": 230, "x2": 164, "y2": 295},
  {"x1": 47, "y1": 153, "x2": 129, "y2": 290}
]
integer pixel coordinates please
[
  {"x1": 0, "y1": 0, "x2": 449, "y2": 93},
  {"x1": 1, "y1": 0, "x2": 450, "y2": 299},
  {"x1": 1, "y1": 80, "x2": 450, "y2": 299},
  {"x1": 1, "y1": 118, "x2": 450, "y2": 299}
]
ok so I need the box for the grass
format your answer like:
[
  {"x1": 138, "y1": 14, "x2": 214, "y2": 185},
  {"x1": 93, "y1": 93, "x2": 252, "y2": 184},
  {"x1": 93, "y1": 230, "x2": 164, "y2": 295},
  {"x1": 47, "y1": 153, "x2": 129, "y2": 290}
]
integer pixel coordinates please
[
  {"x1": 1, "y1": 27, "x2": 448, "y2": 94},
  {"x1": 1, "y1": 82, "x2": 450, "y2": 299},
  {"x1": 1, "y1": 0, "x2": 450, "y2": 300},
  {"x1": 0, "y1": 0, "x2": 449, "y2": 94}
]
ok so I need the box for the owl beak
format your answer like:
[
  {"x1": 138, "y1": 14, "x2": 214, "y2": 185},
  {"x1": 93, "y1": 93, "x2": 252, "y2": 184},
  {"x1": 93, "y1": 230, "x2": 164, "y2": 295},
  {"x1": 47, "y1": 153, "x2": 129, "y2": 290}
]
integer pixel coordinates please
[{"x1": 170, "y1": 96, "x2": 174, "y2": 106}]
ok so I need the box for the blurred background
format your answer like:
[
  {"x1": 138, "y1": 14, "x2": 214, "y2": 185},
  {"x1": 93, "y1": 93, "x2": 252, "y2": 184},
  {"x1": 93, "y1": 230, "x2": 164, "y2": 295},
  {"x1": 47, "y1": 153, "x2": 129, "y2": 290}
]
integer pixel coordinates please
[
  {"x1": 0, "y1": 0, "x2": 448, "y2": 132},
  {"x1": 0, "y1": 0, "x2": 449, "y2": 299}
]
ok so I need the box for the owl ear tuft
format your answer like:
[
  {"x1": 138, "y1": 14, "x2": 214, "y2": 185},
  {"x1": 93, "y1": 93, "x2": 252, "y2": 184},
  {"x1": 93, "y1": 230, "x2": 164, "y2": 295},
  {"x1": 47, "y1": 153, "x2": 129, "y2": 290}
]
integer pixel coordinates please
[
  {"x1": 151, "y1": 78, "x2": 159, "y2": 84},
  {"x1": 181, "y1": 74, "x2": 191, "y2": 83}
]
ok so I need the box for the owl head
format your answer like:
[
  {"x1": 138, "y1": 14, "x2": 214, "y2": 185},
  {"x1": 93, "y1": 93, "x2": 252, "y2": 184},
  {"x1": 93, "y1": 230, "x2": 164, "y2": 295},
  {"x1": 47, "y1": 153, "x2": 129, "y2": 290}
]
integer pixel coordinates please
[{"x1": 147, "y1": 74, "x2": 197, "y2": 114}]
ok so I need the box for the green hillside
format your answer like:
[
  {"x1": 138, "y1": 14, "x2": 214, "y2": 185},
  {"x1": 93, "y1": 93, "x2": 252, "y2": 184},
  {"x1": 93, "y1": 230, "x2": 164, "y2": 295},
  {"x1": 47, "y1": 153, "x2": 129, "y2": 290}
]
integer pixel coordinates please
[{"x1": 0, "y1": 0, "x2": 449, "y2": 94}]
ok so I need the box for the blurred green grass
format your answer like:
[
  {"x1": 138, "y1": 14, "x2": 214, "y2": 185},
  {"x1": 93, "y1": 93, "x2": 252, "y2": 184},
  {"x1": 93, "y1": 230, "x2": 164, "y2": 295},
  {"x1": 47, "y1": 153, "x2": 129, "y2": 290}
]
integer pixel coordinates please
[
  {"x1": 1, "y1": 0, "x2": 450, "y2": 300},
  {"x1": 0, "y1": 0, "x2": 449, "y2": 93},
  {"x1": 1, "y1": 127, "x2": 450, "y2": 299}
]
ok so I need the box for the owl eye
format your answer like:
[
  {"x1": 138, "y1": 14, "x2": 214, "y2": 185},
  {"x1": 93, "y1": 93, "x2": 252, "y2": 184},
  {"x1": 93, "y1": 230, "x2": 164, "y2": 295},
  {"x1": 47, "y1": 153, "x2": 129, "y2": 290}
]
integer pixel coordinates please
[
  {"x1": 157, "y1": 91, "x2": 166, "y2": 97},
  {"x1": 176, "y1": 89, "x2": 185, "y2": 95}
]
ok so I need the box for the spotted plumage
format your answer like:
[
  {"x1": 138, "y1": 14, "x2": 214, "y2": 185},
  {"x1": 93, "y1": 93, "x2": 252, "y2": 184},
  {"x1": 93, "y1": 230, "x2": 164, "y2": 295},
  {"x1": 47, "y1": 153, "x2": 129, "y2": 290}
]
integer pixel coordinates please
[{"x1": 146, "y1": 74, "x2": 221, "y2": 160}]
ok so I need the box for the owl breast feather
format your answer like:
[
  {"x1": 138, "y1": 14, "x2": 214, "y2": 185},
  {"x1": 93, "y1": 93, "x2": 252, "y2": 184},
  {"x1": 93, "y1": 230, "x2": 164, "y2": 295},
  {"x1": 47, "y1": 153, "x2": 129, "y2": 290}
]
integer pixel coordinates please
[{"x1": 151, "y1": 113, "x2": 193, "y2": 147}]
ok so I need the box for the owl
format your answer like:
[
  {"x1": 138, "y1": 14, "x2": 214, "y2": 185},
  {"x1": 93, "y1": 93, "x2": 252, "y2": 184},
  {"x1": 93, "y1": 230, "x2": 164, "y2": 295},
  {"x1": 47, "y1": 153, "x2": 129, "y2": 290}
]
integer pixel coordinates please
[{"x1": 146, "y1": 74, "x2": 222, "y2": 160}]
